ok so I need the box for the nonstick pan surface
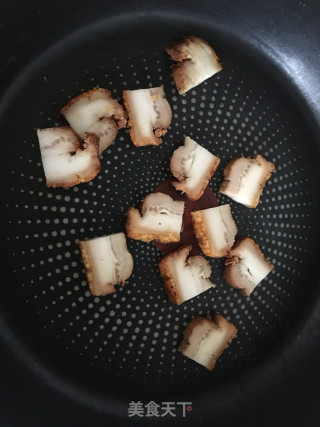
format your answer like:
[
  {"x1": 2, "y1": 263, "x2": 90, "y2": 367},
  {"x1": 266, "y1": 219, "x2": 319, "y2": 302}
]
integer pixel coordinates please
[{"x1": 1, "y1": 1, "x2": 320, "y2": 426}]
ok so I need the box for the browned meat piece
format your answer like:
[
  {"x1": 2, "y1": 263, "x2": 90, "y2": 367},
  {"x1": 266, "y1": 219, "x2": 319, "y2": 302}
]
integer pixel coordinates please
[
  {"x1": 123, "y1": 87, "x2": 172, "y2": 146},
  {"x1": 126, "y1": 193, "x2": 184, "y2": 243},
  {"x1": 191, "y1": 204, "x2": 237, "y2": 257},
  {"x1": 79, "y1": 233, "x2": 134, "y2": 296},
  {"x1": 219, "y1": 155, "x2": 275, "y2": 208},
  {"x1": 158, "y1": 245, "x2": 215, "y2": 305},
  {"x1": 61, "y1": 88, "x2": 127, "y2": 155},
  {"x1": 166, "y1": 36, "x2": 222, "y2": 94},
  {"x1": 37, "y1": 127, "x2": 100, "y2": 187},
  {"x1": 224, "y1": 238, "x2": 274, "y2": 296},
  {"x1": 179, "y1": 314, "x2": 237, "y2": 370},
  {"x1": 170, "y1": 136, "x2": 220, "y2": 200}
]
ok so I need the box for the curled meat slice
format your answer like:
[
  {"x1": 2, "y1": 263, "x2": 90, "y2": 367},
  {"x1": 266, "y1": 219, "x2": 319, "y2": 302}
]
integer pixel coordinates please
[
  {"x1": 179, "y1": 314, "x2": 237, "y2": 371},
  {"x1": 224, "y1": 238, "x2": 274, "y2": 296},
  {"x1": 37, "y1": 127, "x2": 100, "y2": 188},
  {"x1": 219, "y1": 155, "x2": 275, "y2": 208},
  {"x1": 158, "y1": 245, "x2": 215, "y2": 305},
  {"x1": 123, "y1": 87, "x2": 172, "y2": 146},
  {"x1": 170, "y1": 136, "x2": 220, "y2": 200},
  {"x1": 61, "y1": 88, "x2": 127, "y2": 155},
  {"x1": 191, "y1": 204, "x2": 238, "y2": 257},
  {"x1": 166, "y1": 36, "x2": 222, "y2": 94},
  {"x1": 79, "y1": 232, "x2": 134, "y2": 296},
  {"x1": 126, "y1": 193, "x2": 184, "y2": 243}
]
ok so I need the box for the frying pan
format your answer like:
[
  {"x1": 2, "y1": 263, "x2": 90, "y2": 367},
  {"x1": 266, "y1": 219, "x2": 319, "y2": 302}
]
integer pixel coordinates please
[{"x1": 1, "y1": 0, "x2": 320, "y2": 425}]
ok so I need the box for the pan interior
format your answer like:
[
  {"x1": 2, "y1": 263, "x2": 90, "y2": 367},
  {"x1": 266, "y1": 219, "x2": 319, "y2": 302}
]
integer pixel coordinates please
[{"x1": 1, "y1": 14, "x2": 319, "y2": 404}]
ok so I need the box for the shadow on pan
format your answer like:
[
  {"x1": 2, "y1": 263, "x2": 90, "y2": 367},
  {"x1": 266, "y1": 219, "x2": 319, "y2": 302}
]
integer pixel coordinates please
[{"x1": 0, "y1": 11, "x2": 320, "y2": 420}]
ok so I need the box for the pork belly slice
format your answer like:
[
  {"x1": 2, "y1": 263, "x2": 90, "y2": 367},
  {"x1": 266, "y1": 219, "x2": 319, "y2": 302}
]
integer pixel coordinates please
[
  {"x1": 225, "y1": 238, "x2": 274, "y2": 296},
  {"x1": 126, "y1": 193, "x2": 184, "y2": 243},
  {"x1": 158, "y1": 245, "x2": 215, "y2": 305},
  {"x1": 191, "y1": 204, "x2": 237, "y2": 257},
  {"x1": 61, "y1": 88, "x2": 127, "y2": 155},
  {"x1": 166, "y1": 36, "x2": 222, "y2": 94},
  {"x1": 219, "y1": 155, "x2": 275, "y2": 208},
  {"x1": 79, "y1": 233, "x2": 134, "y2": 296},
  {"x1": 170, "y1": 136, "x2": 220, "y2": 200},
  {"x1": 179, "y1": 314, "x2": 237, "y2": 371},
  {"x1": 37, "y1": 127, "x2": 100, "y2": 188},
  {"x1": 122, "y1": 87, "x2": 172, "y2": 146}
]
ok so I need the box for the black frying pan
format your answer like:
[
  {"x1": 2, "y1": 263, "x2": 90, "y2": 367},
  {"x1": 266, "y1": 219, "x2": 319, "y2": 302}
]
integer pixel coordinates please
[{"x1": 1, "y1": 1, "x2": 320, "y2": 426}]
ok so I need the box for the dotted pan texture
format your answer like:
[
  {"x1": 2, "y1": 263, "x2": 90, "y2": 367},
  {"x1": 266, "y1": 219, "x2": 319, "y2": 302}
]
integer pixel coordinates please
[{"x1": 1, "y1": 20, "x2": 320, "y2": 401}]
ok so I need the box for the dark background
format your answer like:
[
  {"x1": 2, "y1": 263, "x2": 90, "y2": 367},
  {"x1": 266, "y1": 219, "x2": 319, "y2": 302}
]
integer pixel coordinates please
[{"x1": 1, "y1": 1, "x2": 320, "y2": 426}]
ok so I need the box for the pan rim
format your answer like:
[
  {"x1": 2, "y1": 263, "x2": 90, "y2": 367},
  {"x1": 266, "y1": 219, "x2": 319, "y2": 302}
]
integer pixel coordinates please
[{"x1": 1, "y1": 9, "x2": 320, "y2": 418}]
